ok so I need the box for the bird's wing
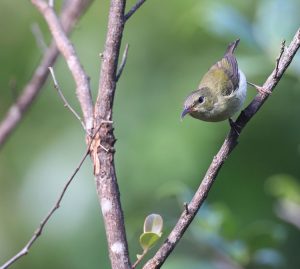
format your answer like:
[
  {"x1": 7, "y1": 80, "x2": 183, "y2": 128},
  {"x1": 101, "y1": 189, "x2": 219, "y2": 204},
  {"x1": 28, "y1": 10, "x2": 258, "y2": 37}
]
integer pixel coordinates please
[
  {"x1": 199, "y1": 52, "x2": 240, "y2": 97},
  {"x1": 221, "y1": 53, "x2": 239, "y2": 90}
]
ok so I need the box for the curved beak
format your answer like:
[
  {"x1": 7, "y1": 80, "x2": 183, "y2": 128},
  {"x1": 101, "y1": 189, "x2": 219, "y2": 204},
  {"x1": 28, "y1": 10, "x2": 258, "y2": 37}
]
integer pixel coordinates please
[{"x1": 181, "y1": 107, "x2": 190, "y2": 121}]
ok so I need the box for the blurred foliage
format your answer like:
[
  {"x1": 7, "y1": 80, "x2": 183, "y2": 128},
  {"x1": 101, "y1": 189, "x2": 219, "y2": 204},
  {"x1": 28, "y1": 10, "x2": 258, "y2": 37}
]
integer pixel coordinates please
[{"x1": 0, "y1": 0, "x2": 300, "y2": 269}]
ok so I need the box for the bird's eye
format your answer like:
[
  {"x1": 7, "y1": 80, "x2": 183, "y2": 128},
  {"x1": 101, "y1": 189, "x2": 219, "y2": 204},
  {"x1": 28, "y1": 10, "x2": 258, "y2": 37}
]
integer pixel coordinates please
[{"x1": 198, "y1": 96, "x2": 204, "y2": 103}]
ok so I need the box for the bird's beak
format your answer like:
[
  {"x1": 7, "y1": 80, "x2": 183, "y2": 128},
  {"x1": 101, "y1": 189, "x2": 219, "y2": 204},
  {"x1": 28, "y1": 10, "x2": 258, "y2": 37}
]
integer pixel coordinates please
[{"x1": 181, "y1": 107, "x2": 190, "y2": 121}]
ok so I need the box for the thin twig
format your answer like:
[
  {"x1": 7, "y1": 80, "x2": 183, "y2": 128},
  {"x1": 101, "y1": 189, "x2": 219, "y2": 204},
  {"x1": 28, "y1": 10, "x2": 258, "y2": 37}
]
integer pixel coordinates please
[
  {"x1": 116, "y1": 43, "x2": 129, "y2": 81},
  {"x1": 31, "y1": 23, "x2": 48, "y2": 53},
  {"x1": 132, "y1": 250, "x2": 147, "y2": 269},
  {"x1": 48, "y1": 0, "x2": 54, "y2": 8},
  {"x1": 48, "y1": 67, "x2": 86, "y2": 130},
  {"x1": 0, "y1": 142, "x2": 92, "y2": 269},
  {"x1": 0, "y1": 120, "x2": 110, "y2": 269},
  {"x1": 275, "y1": 40, "x2": 286, "y2": 78},
  {"x1": 124, "y1": 0, "x2": 147, "y2": 21},
  {"x1": 143, "y1": 28, "x2": 300, "y2": 269},
  {"x1": 32, "y1": 0, "x2": 94, "y2": 133},
  {"x1": 0, "y1": 0, "x2": 94, "y2": 149}
]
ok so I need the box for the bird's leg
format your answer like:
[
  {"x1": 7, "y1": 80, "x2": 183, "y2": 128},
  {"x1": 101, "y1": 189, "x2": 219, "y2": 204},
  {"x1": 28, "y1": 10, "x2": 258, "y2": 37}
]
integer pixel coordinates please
[
  {"x1": 228, "y1": 118, "x2": 240, "y2": 136},
  {"x1": 247, "y1": 81, "x2": 272, "y2": 95}
]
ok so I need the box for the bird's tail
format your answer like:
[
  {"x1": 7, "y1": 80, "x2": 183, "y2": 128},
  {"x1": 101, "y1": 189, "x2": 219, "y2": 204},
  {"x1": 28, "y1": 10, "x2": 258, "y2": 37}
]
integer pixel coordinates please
[{"x1": 225, "y1": 39, "x2": 240, "y2": 54}]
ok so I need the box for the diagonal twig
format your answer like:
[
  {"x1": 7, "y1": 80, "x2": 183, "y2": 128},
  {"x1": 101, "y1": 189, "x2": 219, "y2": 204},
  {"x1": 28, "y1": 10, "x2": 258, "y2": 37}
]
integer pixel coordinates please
[
  {"x1": 116, "y1": 43, "x2": 129, "y2": 81},
  {"x1": 124, "y1": 0, "x2": 147, "y2": 21},
  {"x1": 0, "y1": 119, "x2": 111, "y2": 269},
  {"x1": 48, "y1": 67, "x2": 86, "y2": 130},
  {"x1": 31, "y1": 0, "x2": 94, "y2": 133},
  {"x1": 0, "y1": 0, "x2": 94, "y2": 149},
  {"x1": 143, "y1": 28, "x2": 300, "y2": 269},
  {"x1": 0, "y1": 142, "x2": 92, "y2": 269},
  {"x1": 31, "y1": 23, "x2": 48, "y2": 53}
]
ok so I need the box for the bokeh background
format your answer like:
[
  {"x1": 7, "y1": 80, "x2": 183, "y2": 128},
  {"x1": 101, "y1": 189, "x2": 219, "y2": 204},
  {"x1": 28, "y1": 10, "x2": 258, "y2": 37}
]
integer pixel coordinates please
[{"x1": 1, "y1": 0, "x2": 300, "y2": 268}]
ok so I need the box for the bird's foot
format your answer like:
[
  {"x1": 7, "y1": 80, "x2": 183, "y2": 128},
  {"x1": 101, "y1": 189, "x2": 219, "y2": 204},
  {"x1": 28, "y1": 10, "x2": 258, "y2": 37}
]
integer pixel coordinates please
[
  {"x1": 228, "y1": 118, "x2": 240, "y2": 136},
  {"x1": 247, "y1": 81, "x2": 272, "y2": 95}
]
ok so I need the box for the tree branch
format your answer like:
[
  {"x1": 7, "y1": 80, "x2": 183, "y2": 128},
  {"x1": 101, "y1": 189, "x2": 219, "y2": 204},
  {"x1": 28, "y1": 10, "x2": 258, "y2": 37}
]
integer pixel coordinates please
[
  {"x1": 143, "y1": 28, "x2": 300, "y2": 269},
  {"x1": 90, "y1": 1, "x2": 131, "y2": 269},
  {"x1": 31, "y1": 0, "x2": 94, "y2": 133},
  {"x1": 48, "y1": 66, "x2": 86, "y2": 129},
  {"x1": 124, "y1": 0, "x2": 147, "y2": 21},
  {"x1": 116, "y1": 43, "x2": 129, "y2": 81},
  {"x1": 31, "y1": 22, "x2": 48, "y2": 53},
  {"x1": 0, "y1": 0, "x2": 93, "y2": 149}
]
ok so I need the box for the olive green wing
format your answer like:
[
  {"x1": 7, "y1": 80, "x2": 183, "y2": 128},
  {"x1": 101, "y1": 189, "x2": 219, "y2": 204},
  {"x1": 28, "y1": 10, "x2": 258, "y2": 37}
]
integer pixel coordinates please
[{"x1": 199, "y1": 54, "x2": 239, "y2": 96}]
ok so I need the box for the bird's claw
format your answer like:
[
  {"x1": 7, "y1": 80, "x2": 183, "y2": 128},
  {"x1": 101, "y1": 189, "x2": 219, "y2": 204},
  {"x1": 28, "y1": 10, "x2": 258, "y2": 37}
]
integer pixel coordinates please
[{"x1": 228, "y1": 118, "x2": 240, "y2": 136}]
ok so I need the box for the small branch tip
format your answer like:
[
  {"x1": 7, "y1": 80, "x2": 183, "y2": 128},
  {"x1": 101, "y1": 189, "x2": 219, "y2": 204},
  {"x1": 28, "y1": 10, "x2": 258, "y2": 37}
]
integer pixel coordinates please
[
  {"x1": 275, "y1": 40, "x2": 286, "y2": 78},
  {"x1": 184, "y1": 202, "x2": 189, "y2": 214}
]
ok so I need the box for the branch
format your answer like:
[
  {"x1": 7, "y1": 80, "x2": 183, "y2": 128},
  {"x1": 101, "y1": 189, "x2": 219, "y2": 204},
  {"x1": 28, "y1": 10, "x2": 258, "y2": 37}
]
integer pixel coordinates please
[
  {"x1": 48, "y1": 66, "x2": 86, "y2": 130},
  {"x1": 91, "y1": 1, "x2": 130, "y2": 269},
  {"x1": 143, "y1": 28, "x2": 300, "y2": 269},
  {"x1": 0, "y1": 142, "x2": 92, "y2": 269},
  {"x1": 116, "y1": 43, "x2": 129, "y2": 81},
  {"x1": 124, "y1": 0, "x2": 147, "y2": 21},
  {"x1": 31, "y1": 0, "x2": 94, "y2": 133},
  {"x1": 31, "y1": 23, "x2": 48, "y2": 53},
  {"x1": 0, "y1": 0, "x2": 93, "y2": 149}
]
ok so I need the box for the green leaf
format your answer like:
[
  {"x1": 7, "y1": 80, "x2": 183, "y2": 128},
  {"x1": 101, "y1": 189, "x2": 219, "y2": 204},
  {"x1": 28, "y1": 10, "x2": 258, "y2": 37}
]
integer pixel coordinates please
[
  {"x1": 139, "y1": 232, "x2": 161, "y2": 251},
  {"x1": 143, "y1": 214, "x2": 163, "y2": 236}
]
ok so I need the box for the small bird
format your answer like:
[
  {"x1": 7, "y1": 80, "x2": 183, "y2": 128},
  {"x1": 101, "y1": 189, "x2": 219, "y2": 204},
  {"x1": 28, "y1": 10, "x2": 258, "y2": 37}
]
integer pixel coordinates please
[{"x1": 181, "y1": 39, "x2": 254, "y2": 126}]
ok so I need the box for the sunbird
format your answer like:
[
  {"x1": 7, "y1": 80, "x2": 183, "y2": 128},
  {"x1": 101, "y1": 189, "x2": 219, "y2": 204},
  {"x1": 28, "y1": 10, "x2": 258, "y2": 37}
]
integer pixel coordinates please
[{"x1": 181, "y1": 39, "x2": 267, "y2": 127}]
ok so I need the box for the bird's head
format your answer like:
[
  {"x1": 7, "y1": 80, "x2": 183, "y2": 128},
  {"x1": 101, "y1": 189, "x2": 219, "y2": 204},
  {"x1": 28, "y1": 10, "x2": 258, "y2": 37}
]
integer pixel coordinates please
[{"x1": 181, "y1": 87, "x2": 215, "y2": 120}]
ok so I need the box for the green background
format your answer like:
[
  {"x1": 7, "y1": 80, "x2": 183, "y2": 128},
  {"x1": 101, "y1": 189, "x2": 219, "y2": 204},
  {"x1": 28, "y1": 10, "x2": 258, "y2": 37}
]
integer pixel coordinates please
[{"x1": 0, "y1": 0, "x2": 300, "y2": 268}]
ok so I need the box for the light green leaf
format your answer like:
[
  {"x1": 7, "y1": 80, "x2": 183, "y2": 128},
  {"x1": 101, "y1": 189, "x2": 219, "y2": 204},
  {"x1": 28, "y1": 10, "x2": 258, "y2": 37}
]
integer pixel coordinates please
[
  {"x1": 139, "y1": 232, "x2": 161, "y2": 251},
  {"x1": 143, "y1": 214, "x2": 163, "y2": 236}
]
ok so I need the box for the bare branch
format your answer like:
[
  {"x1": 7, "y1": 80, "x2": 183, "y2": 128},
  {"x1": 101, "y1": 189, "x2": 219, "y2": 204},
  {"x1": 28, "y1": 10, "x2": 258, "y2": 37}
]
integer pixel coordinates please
[
  {"x1": 0, "y1": 143, "x2": 91, "y2": 269},
  {"x1": 91, "y1": 1, "x2": 131, "y2": 269},
  {"x1": 48, "y1": 66, "x2": 86, "y2": 130},
  {"x1": 116, "y1": 43, "x2": 129, "y2": 81},
  {"x1": 143, "y1": 28, "x2": 300, "y2": 269},
  {"x1": 31, "y1": 23, "x2": 48, "y2": 53},
  {"x1": 31, "y1": 0, "x2": 94, "y2": 133},
  {"x1": 124, "y1": 0, "x2": 147, "y2": 21},
  {"x1": 0, "y1": 0, "x2": 94, "y2": 149},
  {"x1": 0, "y1": 118, "x2": 114, "y2": 269}
]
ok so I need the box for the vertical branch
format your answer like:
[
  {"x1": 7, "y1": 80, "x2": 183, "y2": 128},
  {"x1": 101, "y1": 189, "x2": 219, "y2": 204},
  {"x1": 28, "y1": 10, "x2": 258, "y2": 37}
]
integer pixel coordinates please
[{"x1": 91, "y1": 1, "x2": 130, "y2": 269}]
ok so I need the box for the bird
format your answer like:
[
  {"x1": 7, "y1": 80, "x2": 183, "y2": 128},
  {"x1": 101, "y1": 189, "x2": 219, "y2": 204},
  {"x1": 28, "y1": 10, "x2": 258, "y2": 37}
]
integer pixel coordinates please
[{"x1": 181, "y1": 39, "x2": 268, "y2": 129}]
